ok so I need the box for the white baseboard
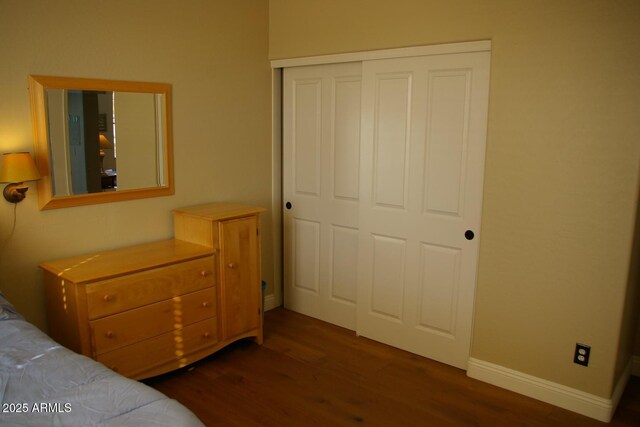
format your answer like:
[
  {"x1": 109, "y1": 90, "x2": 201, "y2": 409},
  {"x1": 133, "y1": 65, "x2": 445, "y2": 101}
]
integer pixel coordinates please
[
  {"x1": 264, "y1": 293, "x2": 279, "y2": 311},
  {"x1": 632, "y1": 356, "x2": 640, "y2": 377},
  {"x1": 467, "y1": 357, "x2": 631, "y2": 423}
]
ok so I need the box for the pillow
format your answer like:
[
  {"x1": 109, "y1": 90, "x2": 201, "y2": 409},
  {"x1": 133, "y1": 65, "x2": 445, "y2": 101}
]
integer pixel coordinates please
[{"x1": 0, "y1": 292, "x2": 22, "y2": 320}]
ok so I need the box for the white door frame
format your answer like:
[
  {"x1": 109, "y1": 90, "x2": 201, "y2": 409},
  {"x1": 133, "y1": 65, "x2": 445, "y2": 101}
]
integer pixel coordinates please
[{"x1": 269, "y1": 41, "x2": 491, "y2": 310}]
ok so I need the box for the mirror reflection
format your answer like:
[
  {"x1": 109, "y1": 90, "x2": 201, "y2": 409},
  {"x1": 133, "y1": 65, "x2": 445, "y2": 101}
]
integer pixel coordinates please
[
  {"x1": 29, "y1": 75, "x2": 174, "y2": 210},
  {"x1": 45, "y1": 89, "x2": 166, "y2": 196}
]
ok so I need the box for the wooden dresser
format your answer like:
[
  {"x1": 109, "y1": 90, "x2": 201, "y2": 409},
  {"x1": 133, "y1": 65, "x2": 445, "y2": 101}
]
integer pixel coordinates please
[{"x1": 41, "y1": 203, "x2": 265, "y2": 380}]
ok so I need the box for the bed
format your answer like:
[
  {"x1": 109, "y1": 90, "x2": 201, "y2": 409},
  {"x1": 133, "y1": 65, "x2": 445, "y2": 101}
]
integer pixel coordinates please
[{"x1": 0, "y1": 292, "x2": 204, "y2": 426}]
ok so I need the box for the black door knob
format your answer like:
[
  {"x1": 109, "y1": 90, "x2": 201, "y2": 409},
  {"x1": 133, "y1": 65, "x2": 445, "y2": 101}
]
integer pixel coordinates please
[
  {"x1": 465, "y1": 230, "x2": 475, "y2": 241},
  {"x1": 285, "y1": 202, "x2": 292, "y2": 210}
]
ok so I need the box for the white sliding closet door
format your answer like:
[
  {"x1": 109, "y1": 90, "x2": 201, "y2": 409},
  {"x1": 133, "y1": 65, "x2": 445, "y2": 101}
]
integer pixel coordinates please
[
  {"x1": 357, "y1": 52, "x2": 490, "y2": 369},
  {"x1": 282, "y1": 46, "x2": 490, "y2": 369},
  {"x1": 283, "y1": 62, "x2": 362, "y2": 330}
]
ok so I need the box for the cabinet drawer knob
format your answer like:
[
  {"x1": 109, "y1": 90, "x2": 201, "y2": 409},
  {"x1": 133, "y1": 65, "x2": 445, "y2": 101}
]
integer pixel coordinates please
[
  {"x1": 103, "y1": 294, "x2": 113, "y2": 302},
  {"x1": 105, "y1": 331, "x2": 115, "y2": 338},
  {"x1": 201, "y1": 301, "x2": 209, "y2": 308},
  {"x1": 203, "y1": 332, "x2": 211, "y2": 339},
  {"x1": 227, "y1": 262, "x2": 237, "y2": 269},
  {"x1": 199, "y1": 270, "x2": 209, "y2": 277}
]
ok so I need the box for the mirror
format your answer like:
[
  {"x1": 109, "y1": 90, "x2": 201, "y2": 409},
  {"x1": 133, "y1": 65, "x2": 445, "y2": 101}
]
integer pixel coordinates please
[{"x1": 29, "y1": 75, "x2": 174, "y2": 209}]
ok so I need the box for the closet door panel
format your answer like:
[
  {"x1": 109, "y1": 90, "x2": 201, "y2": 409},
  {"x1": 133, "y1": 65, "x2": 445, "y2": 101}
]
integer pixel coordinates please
[
  {"x1": 357, "y1": 52, "x2": 490, "y2": 369},
  {"x1": 333, "y1": 77, "x2": 361, "y2": 201},
  {"x1": 283, "y1": 62, "x2": 362, "y2": 330},
  {"x1": 283, "y1": 48, "x2": 490, "y2": 370},
  {"x1": 372, "y1": 73, "x2": 411, "y2": 209},
  {"x1": 292, "y1": 80, "x2": 322, "y2": 197}
]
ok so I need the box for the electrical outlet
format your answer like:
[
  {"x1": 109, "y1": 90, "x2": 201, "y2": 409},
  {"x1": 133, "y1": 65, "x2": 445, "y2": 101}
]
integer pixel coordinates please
[{"x1": 574, "y1": 343, "x2": 591, "y2": 367}]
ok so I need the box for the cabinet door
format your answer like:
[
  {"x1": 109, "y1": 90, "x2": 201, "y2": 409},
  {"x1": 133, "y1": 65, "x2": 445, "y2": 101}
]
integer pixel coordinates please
[{"x1": 220, "y1": 216, "x2": 260, "y2": 339}]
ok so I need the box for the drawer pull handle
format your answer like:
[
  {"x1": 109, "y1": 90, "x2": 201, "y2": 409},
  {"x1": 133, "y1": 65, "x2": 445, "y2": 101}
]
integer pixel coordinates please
[
  {"x1": 103, "y1": 294, "x2": 113, "y2": 302},
  {"x1": 227, "y1": 262, "x2": 237, "y2": 269},
  {"x1": 105, "y1": 331, "x2": 115, "y2": 338},
  {"x1": 201, "y1": 301, "x2": 209, "y2": 308},
  {"x1": 203, "y1": 332, "x2": 211, "y2": 339},
  {"x1": 199, "y1": 270, "x2": 209, "y2": 277}
]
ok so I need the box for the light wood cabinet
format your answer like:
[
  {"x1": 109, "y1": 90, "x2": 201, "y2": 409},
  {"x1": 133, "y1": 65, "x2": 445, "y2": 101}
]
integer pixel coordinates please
[
  {"x1": 41, "y1": 202, "x2": 265, "y2": 380},
  {"x1": 41, "y1": 239, "x2": 218, "y2": 380},
  {"x1": 173, "y1": 202, "x2": 265, "y2": 344}
]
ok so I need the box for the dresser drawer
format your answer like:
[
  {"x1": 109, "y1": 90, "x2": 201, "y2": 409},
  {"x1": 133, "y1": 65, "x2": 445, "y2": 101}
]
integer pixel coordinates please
[
  {"x1": 86, "y1": 256, "x2": 215, "y2": 319},
  {"x1": 91, "y1": 287, "x2": 216, "y2": 355},
  {"x1": 96, "y1": 317, "x2": 218, "y2": 378}
]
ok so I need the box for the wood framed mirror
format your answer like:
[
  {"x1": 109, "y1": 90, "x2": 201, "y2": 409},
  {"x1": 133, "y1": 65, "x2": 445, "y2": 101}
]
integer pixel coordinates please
[{"x1": 29, "y1": 75, "x2": 174, "y2": 210}]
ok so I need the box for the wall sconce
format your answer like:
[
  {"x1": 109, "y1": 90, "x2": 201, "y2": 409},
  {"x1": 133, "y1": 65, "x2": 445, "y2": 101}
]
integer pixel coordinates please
[{"x1": 0, "y1": 152, "x2": 41, "y2": 203}]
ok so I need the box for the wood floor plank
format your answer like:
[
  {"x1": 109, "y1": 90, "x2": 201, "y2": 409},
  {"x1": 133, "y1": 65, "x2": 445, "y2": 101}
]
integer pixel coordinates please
[{"x1": 144, "y1": 308, "x2": 639, "y2": 426}]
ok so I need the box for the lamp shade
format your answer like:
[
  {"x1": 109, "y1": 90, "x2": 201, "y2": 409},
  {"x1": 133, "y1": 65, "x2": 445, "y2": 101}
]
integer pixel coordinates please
[
  {"x1": 0, "y1": 152, "x2": 41, "y2": 183},
  {"x1": 99, "y1": 134, "x2": 113, "y2": 150}
]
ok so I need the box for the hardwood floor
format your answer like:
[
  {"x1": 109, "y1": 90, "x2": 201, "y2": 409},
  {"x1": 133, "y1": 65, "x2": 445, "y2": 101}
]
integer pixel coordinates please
[{"x1": 145, "y1": 308, "x2": 640, "y2": 426}]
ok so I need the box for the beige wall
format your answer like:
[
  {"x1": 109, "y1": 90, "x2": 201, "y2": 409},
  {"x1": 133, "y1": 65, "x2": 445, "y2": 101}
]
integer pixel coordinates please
[
  {"x1": 270, "y1": 0, "x2": 640, "y2": 398},
  {"x1": 620, "y1": 207, "x2": 640, "y2": 381},
  {"x1": 0, "y1": 0, "x2": 272, "y2": 328}
]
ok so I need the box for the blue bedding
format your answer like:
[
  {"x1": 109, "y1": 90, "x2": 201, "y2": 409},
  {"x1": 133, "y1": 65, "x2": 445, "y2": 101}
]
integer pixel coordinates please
[{"x1": 0, "y1": 293, "x2": 203, "y2": 426}]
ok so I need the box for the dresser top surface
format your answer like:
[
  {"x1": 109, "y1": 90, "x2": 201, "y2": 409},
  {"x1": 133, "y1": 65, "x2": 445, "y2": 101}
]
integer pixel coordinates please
[
  {"x1": 173, "y1": 202, "x2": 266, "y2": 221},
  {"x1": 39, "y1": 239, "x2": 214, "y2": 284}
]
